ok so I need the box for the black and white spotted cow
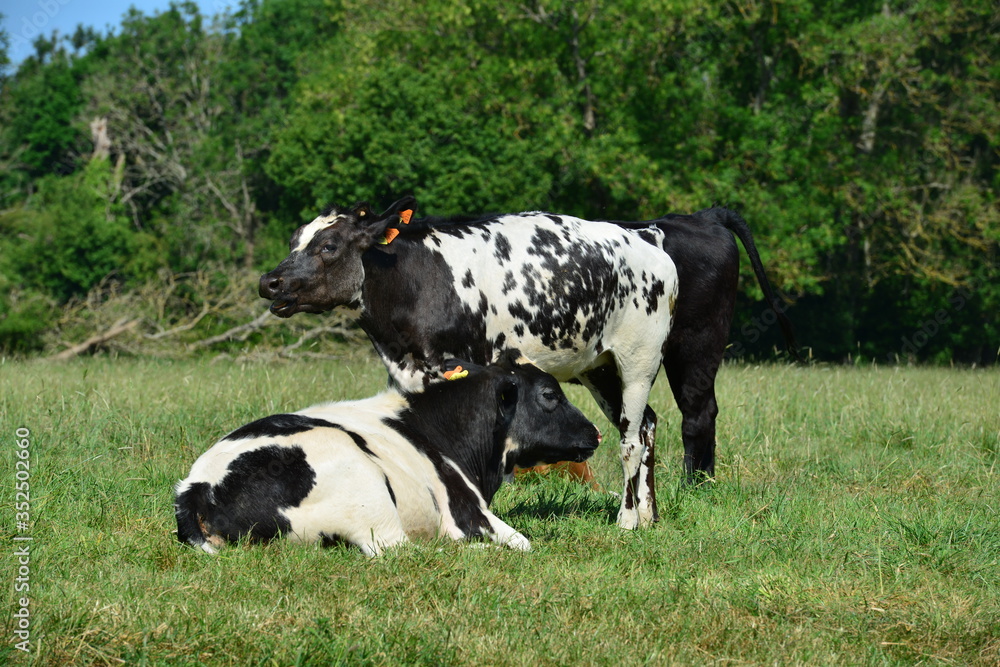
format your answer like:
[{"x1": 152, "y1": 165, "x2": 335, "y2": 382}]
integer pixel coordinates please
[
  {"x1": 258, "y1": 197, "x2": 796, "y2": 529},
  {"x1": 174, "y1": 358, "x2": 599, "y2": 555}
]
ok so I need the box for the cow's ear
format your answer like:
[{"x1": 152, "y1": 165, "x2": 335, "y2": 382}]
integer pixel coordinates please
[
  {"x1": 496, "y1": 348, "x2": 534, "y2": 371},
  {"x1": 351, "y1": 201, "x2": 375, "y2": 220},
  {"x1": 495, "y1": 349, "x2": 518, "y2": 371},
  {"x1": 357, "y1": 196, "x2": 418, "y2": 247},
  {"x1": 379, "y1": 195, "x2": 417, "y2": 220},
  {"x1": 496, "y1": 377, "x2": 518, "y2": 422}
]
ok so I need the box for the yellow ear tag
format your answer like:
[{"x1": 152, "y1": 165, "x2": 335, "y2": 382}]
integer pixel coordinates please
[{"x1": 443, "y1": 366, "x2": 469, "y2": 381}]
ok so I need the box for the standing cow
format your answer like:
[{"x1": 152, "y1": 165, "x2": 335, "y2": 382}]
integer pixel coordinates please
[
  {"x1": 175, "y1": 357, "x2": 600, "y2": 555},
  {"x1": 258, "y1": 197, "x2": 796, "y2": 529}
]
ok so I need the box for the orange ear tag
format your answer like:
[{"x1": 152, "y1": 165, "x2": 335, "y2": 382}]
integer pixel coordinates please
[
  {"x1": 399, "y1": 209, "x2": 413, "y2": 225},
  {"x1": 443, "y1": 366, "x2": 469, "y2": 381},
  {"x1": 379, "y1": 228, "x2": 400, "y2": 245}
]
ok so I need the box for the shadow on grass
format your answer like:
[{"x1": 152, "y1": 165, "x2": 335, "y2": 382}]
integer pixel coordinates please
[
  {"x1": 503, "y1": 474, "x2": 724, "y2": 525},
  {"x1": 503, "y1": 479, "x2": 621, "y2": 523}
]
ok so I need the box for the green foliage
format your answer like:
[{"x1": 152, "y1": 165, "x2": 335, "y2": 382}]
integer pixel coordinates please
[
  {"x1": 1, "y1": 159, "x2": 142, "y2": 302},
  {"x1": 0, "y1": 0, "x2": 996, "y2": 361},
  {"x1": 0, "y1": 284, "x2": 54, "y2": 353},
  {"x1": 0, "y1": 14, "x2": 9, "y2": 71},
  {"x1": 0, "y1": 50, "x2": 84, "y2": 204}
]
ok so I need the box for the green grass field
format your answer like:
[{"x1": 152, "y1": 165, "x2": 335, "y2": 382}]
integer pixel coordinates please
[{"x1": 2, "y1": 355, "x2": 998, "y2": 665}]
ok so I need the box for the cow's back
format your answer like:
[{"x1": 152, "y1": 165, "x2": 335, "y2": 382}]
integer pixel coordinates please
[
  {"x1": 418, "y1": 214, "x2": 679, "y2": 380},
  {"x1": 647, "y1": 213, "x2": 741, "y2": 351}
]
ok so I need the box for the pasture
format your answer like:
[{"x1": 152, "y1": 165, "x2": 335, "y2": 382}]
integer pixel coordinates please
[{"x1": 2, "y1": 355, "x2": 998, "y2": 665}]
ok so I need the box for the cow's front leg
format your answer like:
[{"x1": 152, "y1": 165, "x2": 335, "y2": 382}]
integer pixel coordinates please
[
  {"x1": 618, "y1": 399, "x2": 659, "y2": 530},
  {"x1": 635, "y1": 406, "x2": 658, "y2": 525},
  {"x1": 481, "y1": 510, "x2": 532, "y2": 551}
]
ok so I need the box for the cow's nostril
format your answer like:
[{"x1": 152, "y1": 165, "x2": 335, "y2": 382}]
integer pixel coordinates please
[{"x1": 259, "y1": 274, "x2": 282, "y2": 298}]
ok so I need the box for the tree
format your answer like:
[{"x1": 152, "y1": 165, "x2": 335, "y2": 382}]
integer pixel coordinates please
[
  {"x1": 0, "y1": 0, "x2": 995, "y2": 360},
  {"x1": 0, "y1": 39, "x2": 84, "y2": 181}
]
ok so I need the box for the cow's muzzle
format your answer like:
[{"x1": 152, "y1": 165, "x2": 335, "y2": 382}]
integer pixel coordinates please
[{"x1": 259, "y1": 272, "x2": 301, "y2": 318}]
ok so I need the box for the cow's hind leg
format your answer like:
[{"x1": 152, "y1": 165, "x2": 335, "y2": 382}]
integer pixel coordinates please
[
  {"x1": 285, "y1": 464, "x2": 410, "y2": 557},
  {"x1": 663, "y1": 340, "x2": 725, "y2": 483}
]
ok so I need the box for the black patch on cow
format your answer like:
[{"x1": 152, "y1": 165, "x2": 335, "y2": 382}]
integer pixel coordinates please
[
  {"x1": 320, "y1": 532, "x2": 350, "y2": 548},
  {"x1": 462, "y1": 269, "x2": 475, "y2": 289},
  {"x1": 501, "y1": 270, "x2": 517, "y2": 295},
  {"x1": 581, "y1": 361, "x2": 623, "y2": 423},
  {"x1": 329, "y1": 424, "x2": 374, "y2": 457},
  {"x1": 494, "y1": 234, "x2": 511, "y2": 262},
  {"x1": 384, "y1": 474, "x2": 397, "y2": 506},
  {"x1": 175, "y1": 482, "x2": 213, "y2": 546},
  {"x1": 519, "y1": 263, "x2": 537, "y2": 293},
  {"x1": 643, "y1": 278, "x2": 666, "y2": 315},
  {"x1": 223, "y1": 414, "x2": 339, "y2": 442},
  {"x1": 637, "y1": 229, "x2": 660, "y2": 246},
  {"x1": 204, "y1": 445, "x2": 316, "y2": 543},
  {"x1": 495, "y1": 227, "x2": 624, "y2": 350},
  {"x1": 527, "y1": 227, "x2": 565, "y2": 256},
  {"x1": 438, "y1": 463, "x2": 493, "y2": 538},
  {"x1": 427, "y1": 486, "x2": 440, "y2": 514}
]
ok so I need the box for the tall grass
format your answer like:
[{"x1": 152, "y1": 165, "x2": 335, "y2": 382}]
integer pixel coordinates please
[{"x1": 2, "y1": 357, "x2": 998, "y2": 665}]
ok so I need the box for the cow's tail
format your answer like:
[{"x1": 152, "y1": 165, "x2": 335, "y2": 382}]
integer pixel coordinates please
[
  {"x1": 174, "y1": 482, "x2": 221, "y2": 554},
  {"x1": 711, "y1": 208, "x2": 800, "y2": 360}
]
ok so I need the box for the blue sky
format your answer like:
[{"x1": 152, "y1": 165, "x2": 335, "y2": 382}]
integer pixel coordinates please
[{"x1": 2, "y1": 0, "x2": 232, "y2": 67}]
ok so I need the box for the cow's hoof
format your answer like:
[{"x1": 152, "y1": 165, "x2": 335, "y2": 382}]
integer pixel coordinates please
[
  {"x1": 504, "y1": 532, "x2": 532, "y2": 551},
  {"x1": 617, "y1": 508, "x2": 640, "y2": 530},
  {"x1": 618, "y1": 507, "x2": 658, "y2": 530}
]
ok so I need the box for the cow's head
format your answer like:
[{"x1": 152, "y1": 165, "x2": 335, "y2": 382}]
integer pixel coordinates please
[
  {"x1": 495, "y1": 358, "x2": 601, "y2": 474},
  {"x1": 435, "y1": 355, "x2": 600, "y2": 474},
  {"x1": 259, "y1": 196, "x2": 417, "y2": 317}
]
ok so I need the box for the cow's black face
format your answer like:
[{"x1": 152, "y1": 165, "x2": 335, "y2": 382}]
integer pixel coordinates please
[
  {"x1": 259, "y1": 197, "x2": 417, "y2": 317},
  {"x1": 503, "y1": 362, "x2": 601, "y2": 471},
  {"x1": 259, "y1": 222, "x2": 367, "y2": 317}
]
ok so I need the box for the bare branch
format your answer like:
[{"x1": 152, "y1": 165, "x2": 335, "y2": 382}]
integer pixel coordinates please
[
  {"x1": 192, "y1": 309, "x2": 273, "y2": 348},
  {"x1": 49, "y1": 318, "x2": 140, "y2": 361}
]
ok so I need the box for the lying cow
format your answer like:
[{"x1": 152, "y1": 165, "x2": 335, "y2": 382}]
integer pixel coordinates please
[
  {"x1": 174, "y1": 358, "x2": 600, "y2": 556},
  {"x1": 258, "y1": 196, "x2": 797, "y2": 529}
]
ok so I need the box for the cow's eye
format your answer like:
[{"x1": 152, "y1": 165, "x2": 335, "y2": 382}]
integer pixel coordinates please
[
  {"x1": 321, "y1": 243, "x2": 337, "y2": 254},
  {"x1": 542, "y1": 390, "x2": 559, "y2": 403}
]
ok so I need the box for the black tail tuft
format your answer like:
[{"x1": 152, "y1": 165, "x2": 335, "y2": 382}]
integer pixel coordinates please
[
  {"x1": 175, "y1": 482, "x2": 214, "y2": 548},
  {"x1": 712, "y1": 208, "x2": 801, "y2": 361}
]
